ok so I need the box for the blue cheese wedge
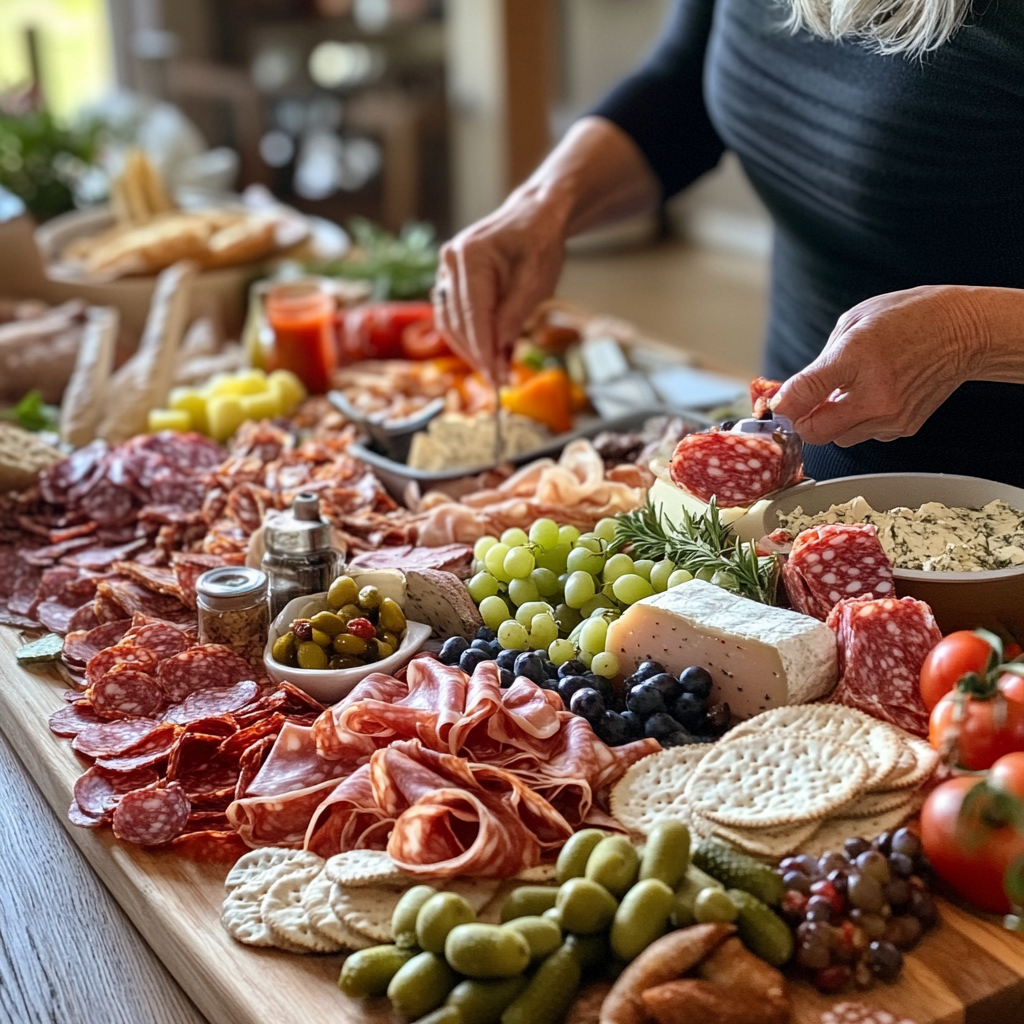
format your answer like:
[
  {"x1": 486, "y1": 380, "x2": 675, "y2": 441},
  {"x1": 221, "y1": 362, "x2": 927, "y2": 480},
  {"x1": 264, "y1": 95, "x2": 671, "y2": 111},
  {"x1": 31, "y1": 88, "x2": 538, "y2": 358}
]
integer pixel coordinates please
[
  {"x1": 604, "y1": 579, "x2": 837, "y2": 718},
  {"x1": 777, "y1": 498, "x2": 1024, "y2": 572}
]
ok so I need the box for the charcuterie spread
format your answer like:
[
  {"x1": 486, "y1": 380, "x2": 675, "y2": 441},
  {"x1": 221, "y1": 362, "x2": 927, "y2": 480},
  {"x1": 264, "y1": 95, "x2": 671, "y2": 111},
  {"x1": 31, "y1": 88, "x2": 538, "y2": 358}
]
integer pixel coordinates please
[{"x1": 2, "y1": 285, "x2": 1023, "y2": 1024}]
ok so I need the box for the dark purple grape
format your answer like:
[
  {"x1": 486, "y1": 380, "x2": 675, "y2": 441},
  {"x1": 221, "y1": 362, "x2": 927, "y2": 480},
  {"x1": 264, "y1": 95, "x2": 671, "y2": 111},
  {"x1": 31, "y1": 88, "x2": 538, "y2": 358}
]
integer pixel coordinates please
[
  {"x1": 884, "y1": 878, "x2": 911, "y2": 910},
  {"x1": 471, "y1": 638, "x2": 494, "y2": 653},
  {"x1": 570, "y1": 687, "x2": 606, "y2": 723},
  {"x1": 669, "y1": 692, "x2": 704, "y2": 730},
  {"x1": 595, "y1": 710, "x2": 632, "y2": 746},
  {"x1": 475, "y1": 626, "x2": 497, "y2": 642},
  {"x1": 558, "y1": 659, "x2": 588, "y2": 679},
  {"x1": 805, "y1": 896, "x2": 833, "y2": 923},
  {"x1": 626, "y1": 682, "x2": 666, "y2": 717},
  {"x1": 644, "y1": 712, "x2": 683, "y2": 742},
  {"x1": 779, "y1": 857, "x2": 802, "y2": 873},
  {"x1": 678, "y1": 665, "x2": 713, "y2": 701},
  {"x1": 498, "y1": 667, "x2": 515, "y2": 688},
  {"x1": 557, "y1": 675, "x2": 591, "y2": 705},
  {"x1": 794, "y1": 855, "x2": 821, "y2": 879},
  {"x1": 890, "y1": 828, "x2": 922, "y2": 859},
  {"x1": 784, "y1": 871, "x2": 812, "y2": 895},
  {"x1": 908, "y1": 890, "x2": 938, "y2": 929},
  {"x1": 514, "y1": 651, "x2": 548, "y2": 685},
  {"x1": 873, "y1": 831, "x2": 895, "y2": 856},
  {"x1": 867, "y1": 940, "x2": 903, "y2": 983},
  {"x1": 628, "y1": 661, "x2": 665, "y2": 684},
  {"x1": 543, "y1": 658, "x2": 559, "y2": 678},
  {"x1": 796, "y1": 920, "x2": 830, "y2": 945},
  {"x1": 814, "y1": 964, "x2": 851, "y2": 994},
  {"x1": 843, "y1": 837, "x2": 871, "y2": 860},
  {"x1": 818, "y1": 852, "x2": 849, "y2": 876},
  {"x1": 888, "y1": 852, "x2": 914, "y2": 879},
  {"x1": 440, "y1": 635, "x2": 471, "y2": 665},
  {"x1": 589, "y1": 675, "x2": 616, "y2": 705},
  {"x1": 645, "y1": 672, "x2": 683, "y2": 702},
  {"x1": 459, "y1": 648, "x2": 491, "y2": 674},
  {"x1": 847, "y1": 873, "x2": 884, "y2": 914},
  {"x1": 496, "y1": 648, "x2": 519, "y2": 672},
  {"x1": 856, "y1": 851, "x2": 891, "y2": 885},
  {"x1": 827, "y1": 869, "x2": 849, "y2": 899},
  {"x1": 620, "y1": 710, "x2": 644, "y2": 739}
]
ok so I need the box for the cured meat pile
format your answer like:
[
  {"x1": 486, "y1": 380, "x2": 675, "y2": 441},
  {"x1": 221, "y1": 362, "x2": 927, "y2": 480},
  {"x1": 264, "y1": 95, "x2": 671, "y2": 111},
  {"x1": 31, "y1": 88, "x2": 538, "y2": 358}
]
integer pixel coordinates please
[
  {"x1": 228, "y1": 657, "x2": 660, "y2": 877},
  {"x1": 782, "y1": 523, "x2": 896, "y2": 621},
  {"x1": 827, "y1": 596, "x2": 941, "y2": 736},
  {"x1": 668, "y1": 378, "x2": 804, "y2": 506},
  {"x1": 50, "y1": 615, "x2": 326, "y2": 856}
]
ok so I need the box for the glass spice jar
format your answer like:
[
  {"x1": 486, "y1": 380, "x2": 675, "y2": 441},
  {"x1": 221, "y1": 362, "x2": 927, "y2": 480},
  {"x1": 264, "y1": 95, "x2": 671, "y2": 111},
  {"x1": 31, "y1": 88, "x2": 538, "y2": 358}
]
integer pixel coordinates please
[{"x1": 196, "y1": 566, "x2": 270, "y2": 666}]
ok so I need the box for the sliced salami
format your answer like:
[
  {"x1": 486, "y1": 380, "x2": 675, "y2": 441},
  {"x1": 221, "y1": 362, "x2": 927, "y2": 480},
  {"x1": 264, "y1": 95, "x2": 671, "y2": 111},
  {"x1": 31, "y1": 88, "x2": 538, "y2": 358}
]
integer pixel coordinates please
[
  {"x1": 68, "y1": 800, "x2": 104, "y2": 828},
  {"x1": 826, "y1": 596, "x2": 941, "y2": 737},
  {"x1": 669, "y1": 430, "x2": 793, "y2": 506},
  {"x1": 73, "y1": 766, "x2": 160, "y2": 818},
  {"x1": 49, "y1": 702, "x2": 104, "y2": 737},
  {"x1": 88, "y1": 668, "x2": 166, "y2": 719},
  {"x1": 112, "y1": 783, "x2": 192, "y2": 846},
  {"x1": 85, "y1": 642, "x2": 158, "y2": 687},
  {"x1": 783, "y1": 524, "x2": 895, "y2": 621},
  {"x1": 163, "y1": 680, "x2": 259, "y2": 725},
  {"x1": 72, "y1": 717, "x2": 165, "y2": 758},
  {"x1": 124, "y1": 622, "x2": 191, "y2": 660},
  {"x1": 156, "y1": 645, "x2": 254, "y2": 702},
  {"x1": 750, "y1": 377, "x2": 782, "y2": 418}
]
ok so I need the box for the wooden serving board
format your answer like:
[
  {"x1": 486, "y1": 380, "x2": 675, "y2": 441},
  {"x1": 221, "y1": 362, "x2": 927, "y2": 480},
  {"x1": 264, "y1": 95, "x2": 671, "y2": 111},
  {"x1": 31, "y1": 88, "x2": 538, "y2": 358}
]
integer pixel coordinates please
[{"x1": 2, "y1": 624, "x2": 1023, "y2": 1024}]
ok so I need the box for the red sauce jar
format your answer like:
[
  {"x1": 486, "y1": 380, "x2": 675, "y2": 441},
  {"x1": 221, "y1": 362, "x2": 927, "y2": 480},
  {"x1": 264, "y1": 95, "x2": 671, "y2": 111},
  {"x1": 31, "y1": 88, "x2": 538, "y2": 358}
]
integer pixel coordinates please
[{"x1": 266, "y1": 283, "x2": 337, "y2": 394}]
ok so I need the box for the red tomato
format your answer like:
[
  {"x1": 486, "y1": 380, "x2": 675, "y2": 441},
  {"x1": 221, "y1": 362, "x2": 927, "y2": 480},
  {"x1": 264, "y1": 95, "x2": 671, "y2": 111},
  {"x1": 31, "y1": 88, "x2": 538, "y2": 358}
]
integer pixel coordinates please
[
  {"x1": 341, "y1": 302, "x2": 434, "y2": 362},
  {"x1": 920, "y1": 776, "x2": 1024, "y2": 914},
  {"x1": 991, "y1": 752, "x2": 1024, "y2": 801},
  {"x1": 919, "y1": 630, "x2": 995, "y2": 711},
  {"x1": 1000, "y1": 671, "x2": 1024, "y2": 707},
  {"x1": 401, "y1": 320, "x2": 450, "y2": 360},
  {"x1": 1005, "y1": 642, "x2": 1023, "y2": 661},
  {"x1": 929, "y1": 690, "x2": 1024, "y2": 770}
]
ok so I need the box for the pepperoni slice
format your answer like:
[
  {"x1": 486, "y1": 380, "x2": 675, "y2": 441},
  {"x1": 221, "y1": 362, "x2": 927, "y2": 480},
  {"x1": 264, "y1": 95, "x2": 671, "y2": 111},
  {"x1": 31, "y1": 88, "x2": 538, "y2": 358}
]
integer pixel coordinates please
[
  {"x1": 783, "y1": 524, "x2": 895, "y2": 621},
  {"x1": 68, "y1": 800, "x2": 104, "y2": 828},
  {"x1": 163, "y1": 680, "x2": 260, "y2": 726},
  {"x1": 85, "y1": 643, "x2": 158, "y2": 687},
  {"x1": 670, "y1": 431, "x2": 787, "y2": 506},
  {"x1": 156, "y1": 645, "x2": 254, "y2": 702},
  {"x1": 73, "y1": 766, "x2": 160, "y2": 818},
  {"x1": 750, "y1": 377, "x2": 783, "y2": 418},
  {"x1": 49, "y1": 702, "x2": 104, "y2": 737},
  {"x1": 88, "y1": 668, "x2": 165, "y2": 720},
  {"x1": 72, "y1": 717, "x2": 165, "y2": 758},
  {"x1": 112, "y1": 783, "x2": 191, "y2": 846}
]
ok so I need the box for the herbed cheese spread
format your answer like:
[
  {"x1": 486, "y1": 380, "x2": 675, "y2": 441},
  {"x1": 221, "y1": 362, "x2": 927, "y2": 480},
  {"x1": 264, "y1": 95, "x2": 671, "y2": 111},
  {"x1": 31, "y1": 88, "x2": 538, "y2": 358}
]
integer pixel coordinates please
[{"x1": 776, "y1": 497, "x2": 1024, "y2": 572}]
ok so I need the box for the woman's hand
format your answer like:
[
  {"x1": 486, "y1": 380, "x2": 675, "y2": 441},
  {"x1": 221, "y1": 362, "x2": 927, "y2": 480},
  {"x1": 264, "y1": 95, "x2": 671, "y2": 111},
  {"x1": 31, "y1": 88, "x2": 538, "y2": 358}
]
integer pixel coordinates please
[
  {"x1": 434, "y1": 117, "x2": 661, "y2": 382},
  {"x1": 771, "y1": 285, "x2": 994, "y2": 447}
]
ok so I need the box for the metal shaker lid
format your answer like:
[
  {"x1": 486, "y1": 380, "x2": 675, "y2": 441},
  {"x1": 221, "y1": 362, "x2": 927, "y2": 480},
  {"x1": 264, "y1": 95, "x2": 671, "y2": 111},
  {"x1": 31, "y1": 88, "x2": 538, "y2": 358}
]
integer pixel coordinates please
[
  {"x1": 196, "y1": 566, "x2": 268, "y2": 611},
  {"x1": 263, "y1": 492, "x2": 333, "y2": 555}
]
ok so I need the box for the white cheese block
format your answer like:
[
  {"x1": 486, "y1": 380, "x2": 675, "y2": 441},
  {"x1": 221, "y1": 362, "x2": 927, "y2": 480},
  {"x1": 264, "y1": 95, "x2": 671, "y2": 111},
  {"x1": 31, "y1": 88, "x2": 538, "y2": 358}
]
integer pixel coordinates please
[
  {"x1": 648, "y1": 476, "x2": 770, "y2": 543},
  {"x1": 604, "y1": 579, "x2": 838, "y2": 718}
]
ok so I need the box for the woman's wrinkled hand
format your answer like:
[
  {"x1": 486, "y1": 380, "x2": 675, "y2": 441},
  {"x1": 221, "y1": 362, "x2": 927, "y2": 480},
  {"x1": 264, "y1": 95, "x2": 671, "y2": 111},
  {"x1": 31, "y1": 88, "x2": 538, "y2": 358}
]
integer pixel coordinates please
[
  {"x1": 433, "y1": 190, "x2": 569, "y2": 384},
  {"x1": 770, "y1": 285, "x2": 985, "y2": 447}
]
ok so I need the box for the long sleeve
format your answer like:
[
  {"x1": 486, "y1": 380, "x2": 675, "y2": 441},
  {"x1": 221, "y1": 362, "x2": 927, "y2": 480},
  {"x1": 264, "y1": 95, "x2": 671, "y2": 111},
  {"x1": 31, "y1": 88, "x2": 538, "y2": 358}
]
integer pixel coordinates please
[{"x1": 590, "y1": 0, "x2": 725, "y2": 198}]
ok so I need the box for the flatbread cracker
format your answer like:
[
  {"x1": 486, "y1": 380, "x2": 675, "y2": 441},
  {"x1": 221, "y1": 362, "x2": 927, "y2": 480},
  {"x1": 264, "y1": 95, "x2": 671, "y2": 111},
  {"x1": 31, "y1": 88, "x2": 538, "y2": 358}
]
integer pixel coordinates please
[
  {"x1": 873, "y1": 736, "x2": 939, "y2": 791},
  {"x1": 302, "y1": 871, "x2": 373, "y2": 950},
  {"x1": 330, "y1": 882, "x2": 401, "y2": 943},
  {"x1": 842, "y1": 788, "x2": 920, "y2": 819},
  {"x1": 609, "y1": 744, "x2": 711, "y2": 836},
  {"x1": 800, "y1": 796, "x2": 925, "y2": 858},
  {"x1": 686, "y1": 734, "x2": 869, "y2": 829},
  {"x1": 263, "y1": 867, "x2": 342, "y2": 953},
  {"x1": 225, "y1": 847, "x2": 323, "y2": 892},
  {"x1": 691, "y1": 813, "x2": 821, "y2": 859},
  {"x1": 324, "y1": 849, "x2": 411, "y2": 888},
  {"x1": 221, "y1": 884, "x2": 307, "y2": 952}
]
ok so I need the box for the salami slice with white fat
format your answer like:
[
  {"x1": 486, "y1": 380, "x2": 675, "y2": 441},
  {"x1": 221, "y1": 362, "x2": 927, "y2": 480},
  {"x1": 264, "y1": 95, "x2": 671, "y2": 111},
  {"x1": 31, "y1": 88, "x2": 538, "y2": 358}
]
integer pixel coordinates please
[
  {"x1": 670, "y1": 432, "x2": 785, "y2": 506},
  {"x1": 156, "y1": 645, "x2": 254, "y2": 702},
  {"x1": 783, "y1": 524, "x2": 895, "y2": 621},
  {"x1": 88, "y1": 668, "x2": 165, "y2": 719},
  {"x1": 85, "y1": 643, "x2": 158, "y2": 687},
  {"x1": 49, "y1": 701, "x2": 104, "y2": 737},
  {"x1": 72, "y1": 717, "x2": 165, "y2": 758},
  {"x1": 163, "y1": 680, "x2": 260, "y2": 726},
  {"x1": 112, "y1": 782, "x2": 191, "y2": 846},
  {"x1": 73, "y1": 766, "x2": 160, "y2": 819},
  {"x1": 124, "y1": 622, "x2": 191, "y2": 660},
  {"x1": 826, "y1": 596, "x2": 940, "y2": 737}
]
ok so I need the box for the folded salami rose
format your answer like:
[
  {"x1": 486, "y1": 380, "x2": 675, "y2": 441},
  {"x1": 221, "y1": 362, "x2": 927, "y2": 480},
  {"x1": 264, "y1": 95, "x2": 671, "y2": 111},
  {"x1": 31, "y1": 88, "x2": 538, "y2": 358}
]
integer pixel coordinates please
[{"x1": 668, "y1": 379, "x2": 803, "y2": 506}]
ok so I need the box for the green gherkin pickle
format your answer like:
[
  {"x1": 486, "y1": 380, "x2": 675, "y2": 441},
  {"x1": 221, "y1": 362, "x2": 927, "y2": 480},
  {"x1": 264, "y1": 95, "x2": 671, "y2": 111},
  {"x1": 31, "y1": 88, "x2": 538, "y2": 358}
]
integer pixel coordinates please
[
  {"x1": 727, "y1": 888, "x2": 794, "y2": 967},
  {"x1": 16, "y1": 633, "x2": 64, "y2": 665},
  {"x1": 692, "y1": 838, "x2": 785, "y2": 907}
]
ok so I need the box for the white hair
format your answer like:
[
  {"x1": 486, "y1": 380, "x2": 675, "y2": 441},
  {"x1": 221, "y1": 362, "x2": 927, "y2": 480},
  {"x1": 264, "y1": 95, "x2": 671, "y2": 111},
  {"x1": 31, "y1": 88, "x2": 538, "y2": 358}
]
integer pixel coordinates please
[{"x1": 782, "y1": 0, "x2": 973, "y2": 56}]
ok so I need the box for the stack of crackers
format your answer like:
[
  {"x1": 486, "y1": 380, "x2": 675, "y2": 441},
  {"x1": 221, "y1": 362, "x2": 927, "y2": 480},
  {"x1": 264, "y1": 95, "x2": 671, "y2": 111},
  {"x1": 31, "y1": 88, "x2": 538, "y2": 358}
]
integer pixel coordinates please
[
  {"x1": 220, "y1": 848, "x2": 529, "y2": 955},
  {"x1": 611, "y1": 705, "x2": 939, "y2": 861}
]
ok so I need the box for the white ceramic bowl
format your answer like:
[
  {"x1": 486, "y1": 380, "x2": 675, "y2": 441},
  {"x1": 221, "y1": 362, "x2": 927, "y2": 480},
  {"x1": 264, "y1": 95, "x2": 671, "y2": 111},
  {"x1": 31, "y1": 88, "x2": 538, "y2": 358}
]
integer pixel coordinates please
[
  {"x1": 761, "y1": 473, "x2": 1024, "y2": 639},
  {"x1": 263, "y1": 592, "x2": 430, "y2": 703}
]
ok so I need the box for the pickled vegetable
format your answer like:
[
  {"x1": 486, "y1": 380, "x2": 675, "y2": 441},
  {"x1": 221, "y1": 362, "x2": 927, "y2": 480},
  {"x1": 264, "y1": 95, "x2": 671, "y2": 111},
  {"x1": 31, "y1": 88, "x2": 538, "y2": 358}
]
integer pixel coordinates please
[
  {"x1": 328, "y1": 576, "x2": 359, "y2": 608},
  {"x1": 358, "y1": 585, "x2": 383, "y2": 610},
  {"x1": 333, "y1": 633, "x2": 367, "y2": 656},
  {"x1": 387, "y1": 951, "x2": 458, "y2": 1019},
  {"x1": 271, "y1": 632, "x2": 296, "y2": 663},
  {"x1": 499, "y1": 886, "x2": 559, "y2": 923},
  {"x1": 444, "y1": 923, "x2": 531, "y2": 978},
  {"x1": 500, "y1": 917, "x2": 562, "y2": 959},
  {"x1": 338, "y1": 944, "x2": 415, "y2": 998},
  {"x1": 554, "y1": 877, "x2": 618, "y2": 935},
  {"x1": 692, "y1": 887, "x2": 738, "y2": 924},
  {"x1": 555, "y1": 829, "x2": 607, "y2": 885},
  {"x1": 638, "y1": 819, "x2": 691, "y2": 889},
  {"x1": 310, "y1": 610, "x2": 347, "y2": 636},
  {"x1": 392, "y1": 884, "x2": 438, "y2": 948},
  {"x1": 609, "y1": 879, "x2": 674, "y2": 961},
  {"x1": 446, "y1": 977, "x2": 529, "y2": 1024},
  {"x1": 585, "y1": 836, "x2": 639, "y2": 897},
  {"x1": 500, "y1": 943, "x2": 581, "y2": 1024},
  {"x1": 379, "y1": 597, "x2": 407, "y2": 633},
  {"x1": 296, "y1": 641, "x2": 328, "y2": 670},
  {"x1": 416, "y1": 892, "x2": 476, "y2": 953}
]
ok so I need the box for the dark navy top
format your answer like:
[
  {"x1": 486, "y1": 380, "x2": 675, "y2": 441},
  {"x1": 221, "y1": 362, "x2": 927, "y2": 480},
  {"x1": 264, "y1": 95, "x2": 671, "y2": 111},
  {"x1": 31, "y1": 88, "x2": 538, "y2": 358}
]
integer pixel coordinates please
[{"x1": 593, "y1": 0, "x2": 1024, "y2": 485}]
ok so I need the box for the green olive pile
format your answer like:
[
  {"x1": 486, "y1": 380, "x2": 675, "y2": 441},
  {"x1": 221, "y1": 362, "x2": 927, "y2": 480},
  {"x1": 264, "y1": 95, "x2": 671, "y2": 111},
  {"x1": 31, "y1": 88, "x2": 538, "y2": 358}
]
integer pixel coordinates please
[
  {"x1": 338, "y1": 823, "x2": 794, "y2": 1024},
  {"x1": 270, "y1": 575, "x2": 408, "y2": 671}
]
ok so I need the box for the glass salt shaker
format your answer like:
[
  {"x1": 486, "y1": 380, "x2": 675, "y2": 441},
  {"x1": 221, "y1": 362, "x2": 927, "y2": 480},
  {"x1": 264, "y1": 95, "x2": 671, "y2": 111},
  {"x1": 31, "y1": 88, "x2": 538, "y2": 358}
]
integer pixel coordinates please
[
  {"x1": 261, "y1": 492, "x2": 340, "y2": 619},
  {"x1": 196, "y1": 566, "x2": 270, "y2": 666}
]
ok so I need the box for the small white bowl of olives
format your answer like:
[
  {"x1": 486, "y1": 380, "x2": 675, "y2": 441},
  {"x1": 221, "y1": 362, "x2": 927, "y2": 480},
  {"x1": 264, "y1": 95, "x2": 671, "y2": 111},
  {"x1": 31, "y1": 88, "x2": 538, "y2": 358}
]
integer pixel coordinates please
[{"x1": 264, "y1": 572, "x2": 431, "y2": 702}]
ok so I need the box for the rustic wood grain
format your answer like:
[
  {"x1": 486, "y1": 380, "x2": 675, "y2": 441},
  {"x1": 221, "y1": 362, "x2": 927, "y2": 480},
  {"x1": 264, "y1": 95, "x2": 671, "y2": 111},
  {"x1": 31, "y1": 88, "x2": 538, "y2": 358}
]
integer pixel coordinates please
[{"x1": 0, "y1": 624, "x2": 1022, "y2": 1024}]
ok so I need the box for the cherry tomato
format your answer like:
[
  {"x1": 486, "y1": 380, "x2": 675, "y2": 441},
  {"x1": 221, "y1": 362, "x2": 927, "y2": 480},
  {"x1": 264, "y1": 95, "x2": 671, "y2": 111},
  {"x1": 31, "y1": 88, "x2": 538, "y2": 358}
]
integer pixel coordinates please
[
  {"x1": 401, "y1": 320, "x2": 450, "y2": 360},
  {"x1": 919, "y1": 630, "x2": 995, "y2": 711},
  {"x1": 929, "y1": 689, "x2": 1024, "y2": 770},
  {"x1": 341, "y1": 302, "x2": 434, "y2": 362},
  {"x1": 999, "y1": 671, "x2": 1024, "y2": 707},
  {"x1": 920, "y1": 776, "x2": 1024, "y2": 914},
  {"x1": 991, "y1": 752, "x2": 1024, "y2": 801},
  {"x1": 1005, "y1": 642, "x2": 1023, "y2": 661}
]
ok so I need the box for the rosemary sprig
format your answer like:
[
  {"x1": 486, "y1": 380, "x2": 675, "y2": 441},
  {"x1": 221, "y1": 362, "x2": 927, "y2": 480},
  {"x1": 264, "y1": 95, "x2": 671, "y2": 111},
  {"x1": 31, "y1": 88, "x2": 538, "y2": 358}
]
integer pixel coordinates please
[{"x1": 610, "y1": 498, "x2": 779, "y2": 605}]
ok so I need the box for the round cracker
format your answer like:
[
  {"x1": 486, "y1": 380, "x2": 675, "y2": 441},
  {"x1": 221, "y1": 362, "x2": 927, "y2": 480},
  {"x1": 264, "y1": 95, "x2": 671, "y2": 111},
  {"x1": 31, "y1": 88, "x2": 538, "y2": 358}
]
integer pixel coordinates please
[
  {"x1": 225, "y1": 848, "x2": 323, "y2": 892},
  {"x1": 329, "y1": 882, "x2": 401, "y2": 943},
  {"x1": 687, "y1": 733, "x2": 869, "y2": 829},
  {"x1": 221, "y1": 885, "x2": 307, "y2": 952},
  {"x1": 263, "y1": 867, "x2": 343, "y2": 953},
  {"x1": 691, "y1": 813, "x2": 821, "y2": 860},
  {"x1": 609, "y1": 744, "x2": 711, "y2": 836},
  {"x1": 442, "y1": 876, "x2": 503, "y2": 913},
  {"x1": 799, "y1": 795, "x2": 925, "y2": 859},
  {"x1": 302, "y1": 872, "x2": 374, "y2": 950},
  {"x1": 841, "y1": 787, "x2": 920, "y2": 819},
  {"x1": 324, "y1": 849, "x2": 411, "y2": 888},
  {"x1": 872, "y1": 736, "x2": 939, "y2": 791}
]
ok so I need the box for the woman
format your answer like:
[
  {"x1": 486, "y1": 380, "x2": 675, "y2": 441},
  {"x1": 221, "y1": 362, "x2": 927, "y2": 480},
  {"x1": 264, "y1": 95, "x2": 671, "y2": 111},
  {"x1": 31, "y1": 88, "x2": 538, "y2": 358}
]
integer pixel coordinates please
[{"x1": 434, "y1": 0, "x2": 1024, "y2": 486}]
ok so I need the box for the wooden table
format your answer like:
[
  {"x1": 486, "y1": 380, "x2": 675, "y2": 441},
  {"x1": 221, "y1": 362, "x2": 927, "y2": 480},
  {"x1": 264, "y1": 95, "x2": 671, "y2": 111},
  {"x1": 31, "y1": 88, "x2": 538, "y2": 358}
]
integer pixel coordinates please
[{"x1": 2, "y1": 623, "x2": 1023, "y2": 1024}]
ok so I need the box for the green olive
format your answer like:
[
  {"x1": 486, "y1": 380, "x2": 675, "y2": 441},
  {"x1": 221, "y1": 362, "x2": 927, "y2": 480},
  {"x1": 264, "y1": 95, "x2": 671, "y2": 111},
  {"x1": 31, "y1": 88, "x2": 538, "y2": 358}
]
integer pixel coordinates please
[
  {"x1": 310, "y1": 627, "x2": 331, "y2": 647},
  {"x1": 499, "y1": 886, "x2": 559, "y2": 923},
  {"x1": 555, "y1": 829, "x2": 607, "y2": 885},
  {"x1": 638, "y1": 818, "x2": 691, "y2": 889},
  {"x1": 446, "y1": 976, "x2": 529, "y2": 1024},
  {"x1": 328, "y1": 575, "x2": 360, "y2": 609},
  {"x1": 415, "y1": 892, "x2": 476, "y2": 954},
  {"x1": 296, "y1": 641, "x2": 328, "y2": 670},
  {"x1": 339, "y1": 602, "x2": 363, "y2": 623},
  {"x1": 271, "y1": 632, "x2": 296, "y2": 665},
  {"x1": 378, "y1": 597, "x2": 407, "y2": 633},
  {"x1": 376, "y1": 641, "x2": 395, "y2": 661},
  {"x1": 500, "y1": 917, "x2": 561, "y2": 960},
  {"x1": 554, "y1": 878, "x2": 617, "y2": 935},
  {"x1": 333, "y1": 633, "x2": 367, "y2": 656},
  {"x1": 392, "y1": 885, "x2": 438, "y2": 948},
  {"x1": 362, "y1": 638, "x2": 380, "y2": 662},
  {"x1": 584, "y1": 836, "x2": 639, "y2": 897},
  {"x1": 310, "y1": 610, "x2": 347, "y2": 636},
  {"x1": 386, "y1": 951, "x2": 458, "y2": 1019},
  {"x1": 338, "y1": 944, "x2": 415, "y2": 998},
  {"x1": 693, "y1": 888, "x2": 738, "y2": 924},
  {"x1": 444, "y1": 923, "x2": 531, "y2": 978},
  {"x1": 328, "y1": 654, "x2": 362, "y2": 670},
  {"x1": 609, "y1": 878, "x2": 674, "y2": 961},
  {"x1": 499, "y1": 943, "x2": 581, "y2": 1024},
  {"x1": 376, "y1": 629, "x2": 400, "y2": 650},
  {"x1": 562, "y1": 932, "x2": 609, "y2": 974},
  {"x1": 358, "y1": 585, "x2": 383, "y2": 611}
]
